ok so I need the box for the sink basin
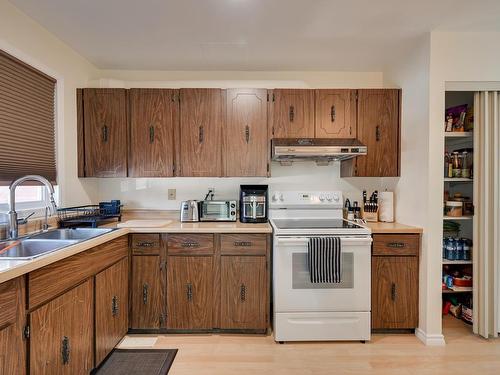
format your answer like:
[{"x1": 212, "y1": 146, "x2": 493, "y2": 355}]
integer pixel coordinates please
[
  {"x1": 30, "y1": 228, "x2": 114, "y2": 241},
  {"x1": 0, "y1": 239, "x2": 79, "y2": 260}
]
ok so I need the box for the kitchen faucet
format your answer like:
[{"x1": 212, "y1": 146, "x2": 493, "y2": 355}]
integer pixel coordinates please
[{"x1": 7, "y1": 175, "x2": 57, "y2": 239}]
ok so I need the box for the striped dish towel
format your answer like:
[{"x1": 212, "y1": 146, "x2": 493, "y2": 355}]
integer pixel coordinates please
[{"x1": 308, "y1": 237, "x2": 342, "y2": 283}]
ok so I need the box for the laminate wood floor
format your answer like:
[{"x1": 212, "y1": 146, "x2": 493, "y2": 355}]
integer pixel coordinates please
[{"x1": 118, "y1": 316, "x2": 500, "y2": 375}]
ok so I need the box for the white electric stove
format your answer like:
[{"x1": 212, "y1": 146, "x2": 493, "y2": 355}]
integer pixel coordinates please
[{"x1": 270, "y1": 190, "x2": 372, "y2": 342}]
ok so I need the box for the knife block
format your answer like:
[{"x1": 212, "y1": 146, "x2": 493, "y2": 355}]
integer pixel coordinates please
[{"x1": 361, "y1": 207, "x2": 378, "y2": 222}]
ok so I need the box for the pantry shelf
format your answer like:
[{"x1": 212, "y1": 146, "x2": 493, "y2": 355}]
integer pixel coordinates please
[
  {"x1": 445, "y1": 132, "x2": 473, "y2": 138},
  {"x1": 444, "y1": 178, "x2": 473, "y2": 182},
  {"x1": 443, "y1": 216, "x2": 473, "y2": 220},
  {"x1": 442, "y1": 260, "x2": 473, "y2": 265},
  {"x1": 442, "y1": 287, "x2": 473, "y2": 293}
]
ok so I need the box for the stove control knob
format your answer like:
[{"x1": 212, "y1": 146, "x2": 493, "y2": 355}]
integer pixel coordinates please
[
  {"x1": 272, "y1": 192, "x2": 280, "y2": 202},
  {"x1": 319, "y1": 193, "x2": 326, "y2": 202},
  {"x1": 332, "y1": 193, "x2": 340, "y2": 202},
  {"x1": 326, "y1": 193, "x2": 333, "y2": 202},
  {"x1": 279, "y1": 193, "x2": 284, "y2": 202}
]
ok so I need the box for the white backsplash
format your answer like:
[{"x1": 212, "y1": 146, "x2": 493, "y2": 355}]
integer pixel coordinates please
[{"x1": 94, "y1": 162, "x2": 399, "y2": 211}]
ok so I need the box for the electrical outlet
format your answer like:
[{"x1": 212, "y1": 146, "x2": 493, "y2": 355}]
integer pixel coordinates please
[
  {"x1": 168, "y1": 189, "x2": 176, "y2": 200},
  {"x1": 208, "y1": 187, "x2": 215, "y2": 196}
]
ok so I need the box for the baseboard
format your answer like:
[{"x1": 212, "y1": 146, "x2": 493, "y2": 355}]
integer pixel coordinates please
[{"x1": 415, "y1": 328, "x2": 446, "y2": 346}]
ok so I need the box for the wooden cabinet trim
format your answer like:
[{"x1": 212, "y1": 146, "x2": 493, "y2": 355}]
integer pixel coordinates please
[
  {"x1": 315, "y1": 89, "x2": 356, "y2": 138},
  {"x1": 271, "y1": 89, "x2": 315, "y2": 138}
]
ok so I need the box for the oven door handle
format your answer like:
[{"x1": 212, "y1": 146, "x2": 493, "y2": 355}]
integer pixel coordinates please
[{"x1": 275, "y1": 237, "x2": 372, "y2": 245}]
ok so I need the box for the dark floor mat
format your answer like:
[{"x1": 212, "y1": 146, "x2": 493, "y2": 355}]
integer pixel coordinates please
[{"x1": 95, "y1": 349, "x2": 178, "y2": 375}]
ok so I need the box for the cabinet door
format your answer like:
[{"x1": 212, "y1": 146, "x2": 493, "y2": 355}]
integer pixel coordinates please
[
  {"x1": 353, "y1": 89, "x2": 400, "y2": 177},
  {"x1": 129, "y1": 89, "x2": 178, "y2": 177},
  {"x1": 372, "y1": 256, "x2": 418, "y2": 329},
  {"x1": 315, "y1": 89, "x2": 356, "y2": 138},
  {"x1": 271, "y1": 89, "x2": 314, "y2": 138},
  {"x1": 221, "y1": 256, "x2": 267, "y2": 330},
  {"x1": 167, "y1": 256, "x2": 213, "y2": 329},
  {"x1": 95, "y1": 258, "x2": 129, "y2": 365},
  {"x1": 130, "y1": 256, "x2": 163, "y2": 329},
  {"x1": 83, "y1": 88, "x2": 128, "y2": 177},
  {"x1": 0, "y1": 277, "x2": 26, "y2": 375},
  {"x1": 178, "y1": 88, "x2": 222, "y2": 176},
  {"x1": 30, "y1": 279, "x2": 93, "y2": 375},
  {"x1": 224, "y1": 88, "x2": 268, "y2": 176}
]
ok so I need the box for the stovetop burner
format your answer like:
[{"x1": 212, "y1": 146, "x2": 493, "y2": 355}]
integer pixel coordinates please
[{"x1": 272, "y1": 218, "x2": 365, "y2": 230}]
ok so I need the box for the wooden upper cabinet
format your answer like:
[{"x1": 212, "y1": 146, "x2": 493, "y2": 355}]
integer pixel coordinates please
[
  {"x1": 315, "y1": 89, "x2": 356, "y2": 138},
  {"x1": 224, "y1": 89, "x2": 268, "y2": 176},
  {"x1": 341, "y1": 89, "x2": 400, "y2": 177},
  {"x1": 95, "y1": 258, "x2": 129, "y2": 365},
  {"x1": 129, "y1": 89, "x2": 178, "y2": 177},
  {"x1": 271, "y1": 89, "x2": 315, "y2": 138},
  {"x1": 82, "y1": 88, "x2": 128, "y2": 177},
  {"x1": 30, "y1": 279, "x2": 94, "y2": 375},
  {"x1": 178, "y1": 89, "x2": 223, "y2": 176}
]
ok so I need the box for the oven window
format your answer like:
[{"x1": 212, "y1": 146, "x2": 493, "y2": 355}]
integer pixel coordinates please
[
  {"x1": 204, "y1": 203, "x2": 228, "y2": 217},
  {"x1": 292, "y1": 253, "x2": 353, "y2": 289}
]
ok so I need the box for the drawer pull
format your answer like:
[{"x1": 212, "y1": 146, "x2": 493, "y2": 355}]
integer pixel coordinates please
[
  {"x1": 233, "y1": 241, "x2": 252, "y2": 247},
  {"x1": 387, "y1": 242, "x2": 407, "y2": 248},
  {"x1": 136, "y1": 241, "x2": 155, "y2": 248},
  {"x1": 240, "y1": 284, "x2": 246, "y2": 302},
  {"x1": 111, "y1": 295, "x2": 119, "y2": 316},
  {"x1": 186, "y1": 283, "x2": 193, "y2": 302},
  {"x1": 289, "y1": 106, "x2": 295, "y2": 122},
  {"x1": 391, "y1": 283, "x2": 397, "y2": 301},
  {"x1": 142, "y1": 283, "x2": 149, "y2": 305},
  {"x1": 181, "y1": 242, "x2": 199, "y2": 248},
  {"x1": 61, "y1": 336, "x2": 70, "y2": 365},
  {"x1": 330, "y1": 105, "x2": 336, "y2": 122}
]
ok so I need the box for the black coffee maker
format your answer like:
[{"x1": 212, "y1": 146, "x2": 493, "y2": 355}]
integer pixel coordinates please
[{"x1": 239, "y1": 185, "x2": 268, "y2": 223}]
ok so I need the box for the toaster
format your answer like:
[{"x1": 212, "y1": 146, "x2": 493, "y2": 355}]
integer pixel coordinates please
[{"x1": 180, "y1": 200, "x2": 199, "y2": 222}]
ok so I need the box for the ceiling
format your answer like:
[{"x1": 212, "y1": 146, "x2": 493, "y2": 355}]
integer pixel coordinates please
[{"x1": 9, "y1": 0, "x2": 500, "y2": 71}]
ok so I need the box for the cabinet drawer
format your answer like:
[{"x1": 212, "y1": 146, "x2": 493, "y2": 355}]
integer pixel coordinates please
[
  {"x1": 167, "y1": 234, "x2": 214, "y2": 255},
  {"x1": 28, "y1": 236, "x2": 128, "y2": 309},
  {"x1": 220, "y1": 234, "x2": 267, "y2": 255},
  {"x1": 131, "y1": 234, "x2": 161, "y2": 255},
  {"x1": 372, "y1": 234, "x2": 419, "y2": 256}
]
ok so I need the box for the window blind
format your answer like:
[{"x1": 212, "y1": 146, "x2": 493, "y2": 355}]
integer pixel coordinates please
[{"x1": 0, "y1": 49, "x2": 57, "y2": 185}]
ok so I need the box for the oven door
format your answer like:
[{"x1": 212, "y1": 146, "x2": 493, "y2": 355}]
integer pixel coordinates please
[{"x1": 273, "y1": 236, "x2": 372, "y2": 312}]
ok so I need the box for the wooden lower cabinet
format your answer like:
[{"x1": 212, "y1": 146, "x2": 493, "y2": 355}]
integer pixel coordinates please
[
  {"x1": 0, "y1": 277, "x2": 26, "y2": 375},
  {"x1": 95, "y1": 258, "x2": 129, "y2": 365},
  {"x1": 167, "y1": 256, "x2": 213, "y2": 330},
  {"x1": 130, "y1": 255, "x2": 164, "y2": 329},
  {"x1": 30, "y1": 279, "x2": 94, "y2": 374},
  {"x1": 371, "y1": 256, "x2": 418, "y2": 329},
  {"x1": 221, "y1": 256, "x2": 267, "y2": 330}
]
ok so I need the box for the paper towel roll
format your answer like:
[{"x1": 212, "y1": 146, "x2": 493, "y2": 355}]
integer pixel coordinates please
[{"x1": 379, "y1": 191, "x2": 394, "y2": 222}]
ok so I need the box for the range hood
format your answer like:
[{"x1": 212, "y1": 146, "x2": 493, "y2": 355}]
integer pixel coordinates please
[{"x1": 271, "y1": 138, "x2": 367, "y2": 165}]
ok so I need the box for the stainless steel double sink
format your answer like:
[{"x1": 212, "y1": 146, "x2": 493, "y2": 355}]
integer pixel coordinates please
[{"x1": 0, "y1": 228, "x2": 115, "y2": 260}]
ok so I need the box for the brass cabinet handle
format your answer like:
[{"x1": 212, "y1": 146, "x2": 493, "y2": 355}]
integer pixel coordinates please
[
  {"x1": 111, "y1": 295, "x2": 119, "y2": 316},
  {"x1": 233, "y1": 241, "x2": 252, "y2": 247},
  {"x1": 186, "y1": 283, "x2": 193, "y2": 302},
  {"x1": 61, "y1": 336, "x2": 70, "y2": 365},
  {"x1": 391, "y1": 283, "x2": 397, "y2": 301},
  {"x1": 387, "y1": 242, "x2": 406, "y2": 248},
  {"x1": 289, "y1": 106, "x2": 295, "y2": 122},
  {"x1": 181, "y1": 242, "x2": 199, "y2": 248},
  {"x1": 245, "y1": 125, "x2": 250, "y2": 144},
  {"x1": 142, "y1": 283, "x2": 149, "y2": 305},
  {"x1": 240, "y1": 284, "x2": 246, "y2": 302},
  {"x1": 331, "y1": 105, "x2": 336, "y2": 122},
  {"x1": 102, "y1": 125, "x2": 108, "y2": 143},
  {"x1": 149, "y1": 125, "x2": 155, "y2": 144},
  {"x1": 375, "y1": 125, "x2": 381, "y2": 142},
  {"x1": 136, "y1": 241, "x2": 155, "y2": 248},
  {"x1": 199, "y1": 125, "x2": 204, "y2": 143}
]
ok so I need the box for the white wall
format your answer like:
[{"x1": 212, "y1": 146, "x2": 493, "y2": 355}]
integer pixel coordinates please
[
  {"x1": 383, "y1": 35, "x2": 440, "y2": 344},
  {"x1": 0, "y1": 0, "x2": 100, "y2": 206}
]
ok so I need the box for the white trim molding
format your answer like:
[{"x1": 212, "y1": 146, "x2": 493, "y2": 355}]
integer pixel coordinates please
[{"x1": 415, "y1": 328, "x2": 446, "y2": 346}]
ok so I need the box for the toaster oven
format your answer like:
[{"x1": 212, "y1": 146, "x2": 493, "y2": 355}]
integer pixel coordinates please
[{"x1": 199, "y1": 200, "x2": 237, "y2": 222}]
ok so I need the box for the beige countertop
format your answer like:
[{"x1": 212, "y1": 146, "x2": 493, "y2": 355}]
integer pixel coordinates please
[
  {"x1": 364, "y1": 221, "x2": 423, "y2": 234},
  {"x1": 0, "y1": 216, "x2": 272, "y2": 284}
]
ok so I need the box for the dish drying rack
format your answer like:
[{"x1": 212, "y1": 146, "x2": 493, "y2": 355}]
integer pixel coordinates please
[{"x1": 57, "y1": 201, "x2": 122, "y2": 228}]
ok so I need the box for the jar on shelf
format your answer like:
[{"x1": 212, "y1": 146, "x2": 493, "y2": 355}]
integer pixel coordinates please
[
  {"x1": 445, "y1": 201, "x2": 463, "y2": 217},
  {"x1": 451, "y1": 152, "x2": 462, "y2": 178}
]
